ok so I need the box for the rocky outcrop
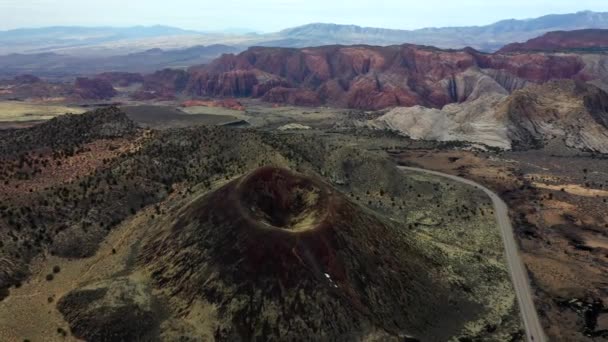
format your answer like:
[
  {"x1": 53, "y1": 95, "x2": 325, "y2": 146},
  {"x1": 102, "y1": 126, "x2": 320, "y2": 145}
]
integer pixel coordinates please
[
  {"x1": 140, "y1": 68, "x2": 189, "y2": 94},
  {"x1": 498, "y1": 29, "x2": 608, "y2": 53},
  {"x1": 504, "y1": 81, "x2": 608, "y2": 152},
  {"x1": 261, "y1": 86, "x2": 321, "y2": 106},
  {"x1": 73, "y1": 77, "x2": 118, "y2": 100},
  {"x1": 371, "y1": 80, "x2": 608, "y2": 153},
  {"x1": 186, "y1": 69, "x2": 262, "y2": 97},
  {"x1": 278, "y1": 123, "x2": 312, "y2": 130},
  {"x1": 181, "y1": 44, "x2": 602, "y2": 110},
  {"x1": 472, "y1": 52, "x2": 586, "y2": 83},
  {"x1": 370, "y1": 93, "x2": 511, "y2": 149},
  {"x1": 8, "y1": 43, "x2": 605, "y2": 109}
]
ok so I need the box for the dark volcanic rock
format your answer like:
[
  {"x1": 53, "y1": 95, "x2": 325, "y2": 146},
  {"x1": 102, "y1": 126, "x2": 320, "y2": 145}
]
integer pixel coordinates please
[
  {"x1": 141, "y1": 166, "x2": 474, "y2": 341},
  {"x1": 57, "y1": 277, "x2": 158, "y2": 342}
]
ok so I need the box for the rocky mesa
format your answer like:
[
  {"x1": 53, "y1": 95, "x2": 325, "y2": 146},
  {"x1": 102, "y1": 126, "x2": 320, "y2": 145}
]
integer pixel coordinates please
[
  {"x1": 369, "y1": 80, "x2": 608, "y2": 153},
  {"x1": 180, "y1": 44, "x2": 605, "y2": 110},
  {"x1": 498, "y1": 29, "x2": 608, "y2": 53}
]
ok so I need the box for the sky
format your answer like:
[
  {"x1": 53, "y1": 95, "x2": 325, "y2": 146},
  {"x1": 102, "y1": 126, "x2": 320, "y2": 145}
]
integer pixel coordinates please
[{"x1": 0, "y1": 0, "x2": 606, "y2": 32}]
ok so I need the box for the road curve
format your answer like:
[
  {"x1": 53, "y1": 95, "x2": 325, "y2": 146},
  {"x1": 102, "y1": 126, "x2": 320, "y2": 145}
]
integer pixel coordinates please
[{"x1": 398, "y1": 166, "x2": 546, "y2": 342}]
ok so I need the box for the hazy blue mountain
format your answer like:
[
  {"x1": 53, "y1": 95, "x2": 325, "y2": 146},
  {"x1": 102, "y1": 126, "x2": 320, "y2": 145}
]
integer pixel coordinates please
[
  {"x1": 3, "y1": 11, "x2": 608, "y2": 55},
  {"x1": 0, "y1": 25, "x2": 201, "y2": 55},
  {"x1": 2, "y1": 10, "x2": 608, "y2": 76},
  {"x1": 276, "y1": 11, "x2": 608, "y2": 51},
  {"x1": 0, "y1": 45, "x2": 240, "y2": 79},
  {"x1": 0, "y1": 25, "x2": 196, "y2": 40}
]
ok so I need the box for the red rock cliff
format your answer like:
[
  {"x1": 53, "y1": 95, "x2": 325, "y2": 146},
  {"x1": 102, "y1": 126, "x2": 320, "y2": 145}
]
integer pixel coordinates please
[{"x1": 184, "y1": 44, "x2": 589, "y2": 109}]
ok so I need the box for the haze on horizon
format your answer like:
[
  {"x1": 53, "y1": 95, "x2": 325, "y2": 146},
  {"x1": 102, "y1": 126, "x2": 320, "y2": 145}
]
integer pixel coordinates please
[{"x1": 0, "y1": 0, "x2": 607, "y2": 32}]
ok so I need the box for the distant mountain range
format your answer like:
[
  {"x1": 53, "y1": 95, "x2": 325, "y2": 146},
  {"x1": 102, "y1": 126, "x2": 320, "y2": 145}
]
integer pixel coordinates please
[
  {"x1": 2, "y1": 10, "x2": 608, "y2": 56},
  {"x1": 1, "y1": 10, "x2": 608, "y2": 78},
  {"x1": 0, "y1": 45, "x2": 240, "y2": 78},
  {"x1": 498, "y1": 29, "x2": 608, "y2": 53},
  {"x1": 277, "y1": 11, "x2": 608, "y2": 51},
  {"x1": 0, "y1": 25, "x2": 200, "y2": 55}
]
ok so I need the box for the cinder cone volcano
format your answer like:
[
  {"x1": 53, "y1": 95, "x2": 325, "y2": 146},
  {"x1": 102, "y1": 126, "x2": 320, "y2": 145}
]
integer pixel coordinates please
[{"x1": 141, "y1": 166, "x2": 473, "y2": 340}]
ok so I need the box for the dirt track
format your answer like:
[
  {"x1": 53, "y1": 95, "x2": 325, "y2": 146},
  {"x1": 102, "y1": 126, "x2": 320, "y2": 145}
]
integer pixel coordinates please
[{"x1": 399, "y1": 166, "x2": 546, "y2": 342}]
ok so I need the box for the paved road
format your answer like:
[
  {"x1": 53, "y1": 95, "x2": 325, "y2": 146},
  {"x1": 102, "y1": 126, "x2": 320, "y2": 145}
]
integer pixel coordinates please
[{"x1": 398, "y1": 166, "x2": 546, "y2": 342}]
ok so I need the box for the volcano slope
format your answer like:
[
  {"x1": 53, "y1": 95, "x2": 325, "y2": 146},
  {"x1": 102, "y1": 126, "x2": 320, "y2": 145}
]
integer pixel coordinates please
[
  {"x1": 141, "y1": 166, "x2": 471, "y2": 341},
  {"x1": 0, "y1": 108, "x2": 521, "y2": 341}
]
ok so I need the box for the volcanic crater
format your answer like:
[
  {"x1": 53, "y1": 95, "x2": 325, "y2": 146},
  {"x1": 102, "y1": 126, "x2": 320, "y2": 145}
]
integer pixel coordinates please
[{"x1": 237, "y1": 166, "x2": 331, "y2": 232}]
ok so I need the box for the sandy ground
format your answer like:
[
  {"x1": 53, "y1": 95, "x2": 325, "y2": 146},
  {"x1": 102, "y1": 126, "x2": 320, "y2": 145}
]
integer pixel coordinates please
[
  {"x1": 585, "y1": 235, "x2": 608, "y2": 250},
  {"x1": 394, "y1": 148, "x2": 608, "y2": 341},
  {"x1": 532, "y1": 181, "x2": 608, "y2": 197}
]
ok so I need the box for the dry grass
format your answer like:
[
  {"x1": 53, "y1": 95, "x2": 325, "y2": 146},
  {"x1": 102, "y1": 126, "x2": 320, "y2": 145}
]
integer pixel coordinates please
[
  {"x1": 180, "y1": 105, "x2": 247, "y2": 118},
  {"x1": 0, "y1": 198, "x2": 161, "y2": 342},
  {"x1": 0, "y1": 101, "x2": 85, "y2": 122}
]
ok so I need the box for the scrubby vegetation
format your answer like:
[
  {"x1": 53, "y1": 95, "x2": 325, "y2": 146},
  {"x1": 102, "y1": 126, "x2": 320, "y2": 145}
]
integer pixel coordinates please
[{"x1": 0, "y1": 107, "x2": 521, "y2": 341}]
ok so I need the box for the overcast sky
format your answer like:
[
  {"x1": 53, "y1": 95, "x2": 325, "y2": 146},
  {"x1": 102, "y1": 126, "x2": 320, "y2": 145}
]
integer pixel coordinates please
[{"x1": 0, "y1": 0, "x2": 606, "y2": 32}]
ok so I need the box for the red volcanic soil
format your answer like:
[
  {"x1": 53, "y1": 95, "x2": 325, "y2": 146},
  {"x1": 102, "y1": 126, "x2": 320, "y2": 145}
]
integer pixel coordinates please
[
  {"x1": 180, "y1": 98, "x2": 245, "y2": 111},
  {"x1": 498, "y1": 29, "x2": 608, "y2": 53},
  {"x1": 183, "y1": 44, "x2": 589, "y2": 110}
]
